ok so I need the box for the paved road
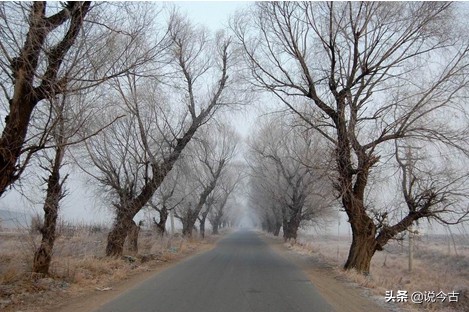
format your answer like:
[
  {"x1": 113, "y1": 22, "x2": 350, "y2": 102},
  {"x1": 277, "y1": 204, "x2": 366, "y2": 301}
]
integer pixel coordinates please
[{"x1": 94, "y1": 230, "x2": 334, "y2": 312}]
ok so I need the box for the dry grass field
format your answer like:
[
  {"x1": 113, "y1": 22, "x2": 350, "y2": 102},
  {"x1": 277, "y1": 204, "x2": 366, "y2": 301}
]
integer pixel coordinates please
[
  {"x1": 2, "y1": 224, "x2": 467, "y2": 312},
  {"x1": 287, "y1": 231, "x2": 469, "y2": 312},
  {"x1": 0, "y1": 224, "x2": 218, "y2": 312}
]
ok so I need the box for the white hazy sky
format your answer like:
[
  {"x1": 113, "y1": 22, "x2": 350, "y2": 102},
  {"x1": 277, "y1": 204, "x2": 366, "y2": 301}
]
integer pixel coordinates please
[{"x1": 175, "y1": 1, "x2": 249, "y2": 29}]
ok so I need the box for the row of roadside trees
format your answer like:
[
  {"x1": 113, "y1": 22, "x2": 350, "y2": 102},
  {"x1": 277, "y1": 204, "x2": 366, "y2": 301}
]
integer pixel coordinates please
[
  {"x1": 238, "y1": 2, "x2": 469, "y2": 274},
  {"x1": 0, "y1": 2, "x2": 244, "y2": 275},
  {"x1": 1, "y1": 1, "x2": 468, "y2": 278}
]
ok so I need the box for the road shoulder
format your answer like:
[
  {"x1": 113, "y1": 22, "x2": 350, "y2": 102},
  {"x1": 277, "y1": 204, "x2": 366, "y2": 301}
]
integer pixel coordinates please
[{"x1": 263, "y1": 234, "x2": 394, "y2": 312}]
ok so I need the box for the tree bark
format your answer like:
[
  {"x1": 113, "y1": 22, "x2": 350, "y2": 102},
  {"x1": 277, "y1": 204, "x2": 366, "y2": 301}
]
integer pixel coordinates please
[
  {"x1": 340, "y1": 166, "x2": 379, "y2": 274},
  {"x1": 33, "y1": 117, "x2": 67, "y2": 275},
  {"x1": 210, "y1": 213, "x2": 223, "y2": 235},
  {"x1": 281, "y1": 199, "x2": 303, "y2": 241},
  {"x1": 282, "y1": 217, "x2": 300, "y2": 241},
  {"x1": 126, "y1": 220, "x2": 140, "y2": 255},
  {"x1": 106, "y1": 129, "x2": 198, "y2": 255},
  {"x1": 212, "y1": 222, "x2": 219, "y2": 235},
  {"x1": 199, "y1": 219, "x2": 205, "y2": 239},
  {"x1": 182, "y1": 209, "x2": 198, "y2": 237},
  {"x1": 199, "y1": 203, "x2": 212, "y2": 239},
  {"x1": 344, "y1": 219, "x2": 378, "y2": 274},
  {"x1": 154, "y1": 207, "x2": 168, "y2": 236},
  {"x1": 32, "y1": 161, "x2": 63, "y2": 274},
  {"x1": 106, "y1": 212, "x2": 134, "y2": 257},
  {"x1": 273, "y1": 221, "x2": 282, "y2": 237},
  {"x1": 33, "y1": 140, "x2": 67, "y2": 275}
]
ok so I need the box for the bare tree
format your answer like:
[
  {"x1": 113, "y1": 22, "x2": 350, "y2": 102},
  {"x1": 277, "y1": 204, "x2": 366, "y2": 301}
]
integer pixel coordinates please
[
  {"x1": 32, "y1": 95, "x2": 69, "y2": 274},
  {"x1": 0, "y1": 2, "x2": 159, "y2": 196},
  {"x1": 208, "y1": 163, "x2": 244, "y2": 235},
  {"x1": 33, "y1": 87, "x2": 111, "y2": 274},
  {"x1": 248, "y1": 175, "x2": 283, "y2": 236},
  {"x1": 2, "y1": 2, "x2": 159, "y2": 274},
  {"x1": 234, "y1": 2, "x2": 469, "y2": 273},
  {"x1": 247, "y1": 145, "x2": 284, "y2": 236},
  {"x1": 85, "y1": 13, "x2": 237, "y2": 256},
  {"x1": 248, "y1": 116, "x2": 333, "y2": 240},
  {"x1": 176, "y1": 124, "x2": 239, "y2": 237}
]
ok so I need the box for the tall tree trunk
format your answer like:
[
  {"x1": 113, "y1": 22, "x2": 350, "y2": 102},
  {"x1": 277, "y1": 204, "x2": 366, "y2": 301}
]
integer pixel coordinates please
[
  {"x1": 333, "y1": 99, "x2": 380, "y2": 274},
  {"x1": 265, "y1": 212, "x2": 275, "y2": 234},
  {"x1": 182, "y1": 224, "x2": 191, "y2": 237},
  {"x1": 182, "y1": 187, "x2": 218, "y2": 237},
  {"x1": 199, "y1": 204, "x2": 211, "y2": 239},
  {"x1": 199, "y1": 219, "x2": 205, "y2": 239},
  {"x1": 33, "y1": 144, "x2": 66, "y2": 275},
  {"x1": 0, "y1": 97, "x2": 35, "y2": 196},
  {"x1": 32, "y1": 172, "x2": 60, "y2": 274},
  {"x1": 0, "y1": 3, "x2": 50, "y2": 197},
  {"x1": 338, "y1": 145, "x2": 379, "y2": 273}
]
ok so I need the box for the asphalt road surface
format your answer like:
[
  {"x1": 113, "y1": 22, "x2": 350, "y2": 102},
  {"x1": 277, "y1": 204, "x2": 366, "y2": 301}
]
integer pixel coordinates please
[{"x1": 94, "y1": 230, "x2": 334, "y2": 312}]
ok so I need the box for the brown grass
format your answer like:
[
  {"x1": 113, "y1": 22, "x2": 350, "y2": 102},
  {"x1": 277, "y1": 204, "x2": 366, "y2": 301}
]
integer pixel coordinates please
[{"x1": 0, "y1": 227, "x2": 218, "y2": 312}]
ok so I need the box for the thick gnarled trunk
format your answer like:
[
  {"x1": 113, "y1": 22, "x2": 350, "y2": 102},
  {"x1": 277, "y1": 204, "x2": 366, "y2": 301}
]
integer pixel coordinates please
[
  {"x1": 281, "y1": 202, "x2": 303, "y2": 241},
  {"x1": 344, "y1": 234, "x2": 377, "y2": 274},
  {"x1": 106, "y1": 212, "x2": 135, "y2": 257},
  {"x1": 282, "y1": 217, "x2": 300, "y2": 241},
  {"x1": 0, "y1": 97, "x2": 35, "y2": 196},
  {"x1": 182, "y1": 176, "x2": 220, "y2": 237},
  {"x1": 344, "y1": 207, "x2": 378, "y2": 274},
  {"x1": 339, "y1": 148, "x2": 379, "y2": 273},
  {"x1": 182, "y1": 210, "x2": 198, "y2": 237},
  {"x1": 212, "y1": 222, "x2": 219, "y2": 235},
  {"x1": 199, "y1": 203, "x2": 211, "y2": 239},
  {"x1": 126, "y1": 220, "x2": 140, "y2": 255}
]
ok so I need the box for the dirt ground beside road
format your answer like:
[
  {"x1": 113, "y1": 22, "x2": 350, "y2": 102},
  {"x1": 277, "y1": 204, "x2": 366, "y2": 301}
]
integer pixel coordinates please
[{"x1": 0, "y1": 230, "x2": 219, "y2": 312}]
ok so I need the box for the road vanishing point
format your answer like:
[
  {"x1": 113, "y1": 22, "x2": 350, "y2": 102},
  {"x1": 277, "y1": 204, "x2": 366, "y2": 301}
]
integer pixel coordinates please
[{"x1": 95, "y1": 230, "x2": 334, "y2": 312}]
